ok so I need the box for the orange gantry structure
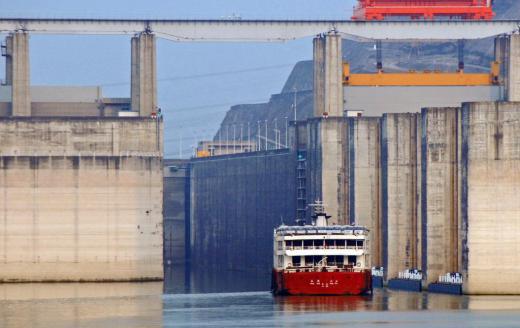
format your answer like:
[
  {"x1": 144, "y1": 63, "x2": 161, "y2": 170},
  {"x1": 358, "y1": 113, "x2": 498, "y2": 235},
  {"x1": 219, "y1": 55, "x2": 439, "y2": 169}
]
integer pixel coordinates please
[
  {"x1": 342, "y1": 62, "x2": 501, "y2": 86},
  {"x1": 352, "y1": 0, "x2": 495, "y2": 21}
]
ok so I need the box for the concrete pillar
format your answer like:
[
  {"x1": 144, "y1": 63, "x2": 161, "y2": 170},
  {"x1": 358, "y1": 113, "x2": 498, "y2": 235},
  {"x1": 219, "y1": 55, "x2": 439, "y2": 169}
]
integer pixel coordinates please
[
  {"x1": 421, "y1": 107, "x2": 460, "y2": 285},
  {"x1": 308, "y1": 32, "x2": 346, "y2": 225},
  {"x1": 306, "y1": 118, "x2": 348, "y2": 225},
  {"x1": 381, "y1": 113, "x2": 422, "y2": 280},
  {"x1": 313, "y1": 32, "x2": 343, "y2": 117},
  {"x1": 461, "y1": 102, "x2": 520, "y2": 294},
  {"x1": 348, "y1": 117, "x2": 382, "y2": 266},
  {"x1": 313, "y1": 36, "x2": 325, "y2": 118},
  {"x1": 496, "y1": 34, "x2": 520, "y2": 102},
  {"x1": 494, "y1": 35, "x2": 508, "y2": 92},
  {"x1": 507, "y1": 34, "x2": 520, "y2": 102},
  {"x1": 5, "y1": 32, "x2": 30, "y2": 116},
  {"x1": 131, "y1": 33, "x2": 157, "y2": 117}
]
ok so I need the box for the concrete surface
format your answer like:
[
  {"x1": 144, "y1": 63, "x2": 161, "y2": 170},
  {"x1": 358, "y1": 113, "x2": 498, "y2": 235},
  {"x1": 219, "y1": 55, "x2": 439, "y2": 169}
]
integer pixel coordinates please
[
  {"x1": 5, "y1": 32, "x2": 30, "y2": 116},
  {"x1": 313, "y1": 32, "x2": 343, "y2": 117},
  {"x1": 349, "y1": 117, "x2": 382, "y2": 266},
  {"x1": 505, "y1": 35, "x2": 520, "y2": 102},
  {"x1": 461, "y1": 102, "x2": 520, "y2": 294},
  {"x1": 381, "y1": 113, "x2": 421, "y2": 280},
  {"x1": 131, "y1": 33, "x2": 157, "y2": 117},
  {"x1": 0, "y1": 117, "x2": 163, "y2": 282},
  {"x1": 306, "y1": 118, "x2": 348, "y2": 225},
  {"x1": 421, "y1": 107, "x2": 460, "y2": 284}
]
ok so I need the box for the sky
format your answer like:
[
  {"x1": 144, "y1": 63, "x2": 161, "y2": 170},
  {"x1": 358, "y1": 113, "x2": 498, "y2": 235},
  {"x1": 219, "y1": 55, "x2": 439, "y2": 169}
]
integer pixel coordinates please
[{"x1": 0, "y1": 0, "x2": 355, "y2": 158}]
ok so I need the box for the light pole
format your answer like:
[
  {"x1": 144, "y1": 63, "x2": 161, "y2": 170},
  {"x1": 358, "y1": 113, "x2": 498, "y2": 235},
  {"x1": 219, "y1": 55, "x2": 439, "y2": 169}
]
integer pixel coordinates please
[
  {"x1": 247, "y1": 122, "x2": 251, "y2": 152},
  {"x1": 274, "y1": 118, "x2": 278, "y2": 149},
  {"x1": 265, "y1": 120, "x2": 268, "y2": 151},
  {"x1": 257, "y1": 121, "x2": 261, "y2": 151},
  {"x1": 285, "y1": 116, "x2": 288, "y2": 148},
  {"x1": 293, "y1": 87, "x2": 297, "y2": 122},
  {"x1": 233, "y1": 124, "x2": 236, "y2": 153}
]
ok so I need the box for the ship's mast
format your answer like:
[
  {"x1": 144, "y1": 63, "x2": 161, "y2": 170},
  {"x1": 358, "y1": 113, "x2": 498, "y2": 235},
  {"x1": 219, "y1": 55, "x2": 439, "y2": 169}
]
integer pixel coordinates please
[{"x1": 308, "y1": 200, "x2": 331, "y2": 227}]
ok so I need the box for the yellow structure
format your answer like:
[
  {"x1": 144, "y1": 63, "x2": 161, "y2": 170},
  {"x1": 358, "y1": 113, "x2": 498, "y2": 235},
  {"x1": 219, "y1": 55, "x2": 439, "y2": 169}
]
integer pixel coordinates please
[
  {"x1": 343, "y1": 62, "x2": 500, "y2": 86},
  {"x1": 196, "y1": 150, "x2": 211, "y2": 158}
]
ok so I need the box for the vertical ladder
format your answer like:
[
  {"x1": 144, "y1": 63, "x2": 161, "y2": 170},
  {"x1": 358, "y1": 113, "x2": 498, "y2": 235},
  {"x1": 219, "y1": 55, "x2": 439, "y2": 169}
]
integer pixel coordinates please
[{"x1": 296, "y1": 151, "x2": 307, "y2": 223}]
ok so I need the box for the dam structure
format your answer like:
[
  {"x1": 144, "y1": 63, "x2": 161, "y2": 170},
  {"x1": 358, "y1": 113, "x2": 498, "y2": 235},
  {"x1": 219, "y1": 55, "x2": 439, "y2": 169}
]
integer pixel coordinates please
[
  {"x1": 0, "y1": 32, "x2": 163, "y2": 282},
  {"x1": 185, "y1": 31, "x2": 520, "y2": 295},
  {"x1": 0, "y1": 16, "x2": 519, "y2": 289}
]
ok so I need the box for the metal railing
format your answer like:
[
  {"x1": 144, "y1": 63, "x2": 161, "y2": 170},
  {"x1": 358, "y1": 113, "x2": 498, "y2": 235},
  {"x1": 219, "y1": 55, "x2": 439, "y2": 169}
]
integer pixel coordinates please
[{"x1": 285, "y1": 245, "x2": 364, "y2": 251}]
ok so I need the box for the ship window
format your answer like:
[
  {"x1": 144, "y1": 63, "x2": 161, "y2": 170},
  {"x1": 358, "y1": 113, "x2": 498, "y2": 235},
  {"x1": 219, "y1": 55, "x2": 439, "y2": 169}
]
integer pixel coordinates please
[
  {"x1": 357, "y1": 240, "x2": 364, "y2": 248},
  {"x1": 277, "y1": 241, "x2": 283, "y2": 250},
  {"x1": 325, "y1": 240, "x2": 335, "y2": 248},
  {"x1": 338, "y1": 240, "x2": 346, "y2": 249},
  {"x1": 292, "y1": 256, "x2": 301, "y2": 267},
  {"x1": 304, "y1": 240, "x2": 313, "y2": 249},
  {"x1": 285, "y1": 240, "x2": 293, "y2": 249},
  {"x1": 347, "y1": 240, "x2": 356, "y2": 248},
  {"x1": 305, "y1": 256, "x2": 324, "y2": 266},
  {"x1": 347, "y1": 256, "x2": 357, "y2": 266},
  {"x1": 278, "y1": 256, "x2": 284, "y2": 267},
  {"x1": 314, "y1": 240, "x2": 324, "y2": 248},
  {"x1": 293, "y1": 240, "x2": 303, "y2": 249},
  {"x1": 327, "y1": 256, "x2": 344, "y2": 267}
]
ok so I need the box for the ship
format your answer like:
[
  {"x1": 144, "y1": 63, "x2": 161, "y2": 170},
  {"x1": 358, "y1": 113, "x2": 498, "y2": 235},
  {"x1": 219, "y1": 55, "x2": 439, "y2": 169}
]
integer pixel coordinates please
[{"x1": 271, "y1": 203, "x2": 372, "y2": 296}]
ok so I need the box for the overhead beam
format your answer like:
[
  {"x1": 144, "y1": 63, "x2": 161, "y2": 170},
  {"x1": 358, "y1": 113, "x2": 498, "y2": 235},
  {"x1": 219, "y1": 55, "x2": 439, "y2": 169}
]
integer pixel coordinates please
[{"x1": 0, "y1": 18, "x2": 519, "y2": 41}]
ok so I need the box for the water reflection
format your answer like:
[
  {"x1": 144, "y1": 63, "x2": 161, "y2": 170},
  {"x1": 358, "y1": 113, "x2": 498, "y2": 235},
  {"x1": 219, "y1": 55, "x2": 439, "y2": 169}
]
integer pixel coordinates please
[
  {"x1": 164, "y1": 264, "x2": 268, "y2": 294},
  {"x1": 277, "y1": 295, "x2": 371, "y2": 312},
  {"x1": 0, "y1": 282, "x2": 163, "y2": 328},
  {"x1": 0, "y1": 266, "x2": 519, "y2": 327}
]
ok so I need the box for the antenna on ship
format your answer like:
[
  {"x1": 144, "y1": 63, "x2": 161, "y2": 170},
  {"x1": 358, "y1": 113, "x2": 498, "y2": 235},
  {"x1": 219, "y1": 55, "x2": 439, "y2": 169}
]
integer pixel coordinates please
[{"x1": 308, "y1": 200, "x2": 331, "y2": 227}]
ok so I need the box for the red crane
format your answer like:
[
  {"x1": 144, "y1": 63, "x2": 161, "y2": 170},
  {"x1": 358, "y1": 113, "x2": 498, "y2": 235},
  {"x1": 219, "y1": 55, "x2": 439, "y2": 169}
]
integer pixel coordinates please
[{"x1": 352, "y1": 0, "x2": 494, "y2": 21}]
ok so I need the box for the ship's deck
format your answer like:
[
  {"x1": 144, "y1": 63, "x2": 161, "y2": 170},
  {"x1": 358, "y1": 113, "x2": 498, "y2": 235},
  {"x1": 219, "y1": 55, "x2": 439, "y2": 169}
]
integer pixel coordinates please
[{"x1": 275, "y1": 225, "x2": 368, "y2": 236}]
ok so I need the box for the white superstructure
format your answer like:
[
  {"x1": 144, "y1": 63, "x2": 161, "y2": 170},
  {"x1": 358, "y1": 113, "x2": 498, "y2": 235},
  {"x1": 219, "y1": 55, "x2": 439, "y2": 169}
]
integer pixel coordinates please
[{"x1": 273, "y1": 225, "x2": 370, "y2": 272}]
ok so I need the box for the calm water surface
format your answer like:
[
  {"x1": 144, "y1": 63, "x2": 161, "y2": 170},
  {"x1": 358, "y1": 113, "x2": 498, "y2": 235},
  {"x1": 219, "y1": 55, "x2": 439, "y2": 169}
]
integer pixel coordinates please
[{"x1": 1, "y1": 266, "x2": 520, "y2": 327}]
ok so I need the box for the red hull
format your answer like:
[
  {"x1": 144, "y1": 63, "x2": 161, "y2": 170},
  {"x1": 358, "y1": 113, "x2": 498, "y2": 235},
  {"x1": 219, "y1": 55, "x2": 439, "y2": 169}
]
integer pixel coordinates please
[{"x1": 272, "y1": 269, "x2": 372, "y2": 296}]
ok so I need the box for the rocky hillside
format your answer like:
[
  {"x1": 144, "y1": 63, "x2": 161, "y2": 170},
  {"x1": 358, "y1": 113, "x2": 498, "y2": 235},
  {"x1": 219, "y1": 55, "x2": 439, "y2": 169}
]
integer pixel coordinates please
[{"x1": 215, "y1": 0, "x2": 519, "y2": 146}]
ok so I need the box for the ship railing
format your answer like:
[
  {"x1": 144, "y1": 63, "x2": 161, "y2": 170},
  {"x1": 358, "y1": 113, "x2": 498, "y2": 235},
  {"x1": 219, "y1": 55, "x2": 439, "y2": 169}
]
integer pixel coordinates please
[
  {"x1": 286, "y1": 245, "x2": 362, "y2": 251},
  {"x1": 284, "y1": 265, "x2": 364, "y2": 273},
  {"x1": 397, "y1": 269, "x2": 423, "y2": 281},
  {"x1": 371, "y1": 266, "x2": 384, "y2": 277},
  {"x1": 438, "y1": 272, "x2": 463, "y2": 285}
]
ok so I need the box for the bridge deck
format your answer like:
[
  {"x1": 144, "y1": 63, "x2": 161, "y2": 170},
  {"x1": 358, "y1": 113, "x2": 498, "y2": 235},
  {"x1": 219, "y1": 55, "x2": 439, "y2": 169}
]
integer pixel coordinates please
[{"x1": 0, "y1": 18, "x2": 519, "y2": 41}]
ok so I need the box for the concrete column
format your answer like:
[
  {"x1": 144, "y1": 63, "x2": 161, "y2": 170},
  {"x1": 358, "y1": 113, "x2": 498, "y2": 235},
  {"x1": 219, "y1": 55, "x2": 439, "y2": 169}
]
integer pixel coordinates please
[
  {"x1": 461, "y1": 102, "x2": 520, "y2": 294},
  {"x1": 421, "y1": 107, "x2": 460, "y2": 285},
  {"x1": 306, "y1": 118, "x2": 348, "y2": 225},
  {"x1": 348, "y1": 117, "x2": 382, "y2": 266},
  {"x1": 313, "y1": 36, "x2": 325, "y2": 118},
  {"x1": 5, "y1": 32, "x2": 31, "y2": 116},
  {"x1": 381, "y1": 113, "x2": 422, "y2": 280},
  {"x1": 507, "y1": 34, "x2": 520, "y2": 102},
  {"x1": 494, "y1": 35, "x2": 508, "y2": 91},
  {"x1": 313, "y1": 32, "x2": 343, "y2": 117},
  {"x1": 496, "y1": 34, "x2": 520, "y2": 102},
  {"x1": 131, "y1": 33, "x2": 157, "y2": 117}
]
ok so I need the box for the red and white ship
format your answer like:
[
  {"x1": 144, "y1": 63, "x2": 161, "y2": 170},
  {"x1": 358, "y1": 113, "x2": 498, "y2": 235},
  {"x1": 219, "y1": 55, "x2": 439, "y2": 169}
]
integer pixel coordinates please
[{"x1": 272, "y1": 203, "x2": 372, "y2": 296}]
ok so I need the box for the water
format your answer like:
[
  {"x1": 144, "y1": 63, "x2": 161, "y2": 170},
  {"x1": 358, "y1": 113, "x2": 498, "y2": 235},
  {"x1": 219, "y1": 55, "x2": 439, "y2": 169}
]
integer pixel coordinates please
[{"x1": 1, "y1": 266, "x2": 520, "y2": 328}]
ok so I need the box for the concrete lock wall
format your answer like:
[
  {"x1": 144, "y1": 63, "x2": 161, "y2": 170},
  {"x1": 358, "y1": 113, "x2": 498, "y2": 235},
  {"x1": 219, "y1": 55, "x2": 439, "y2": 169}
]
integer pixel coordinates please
[
  {"x1": 306, "y1": 118, "x2": 348, "y2": 225},
  {"x1": 421, "y1": 107, "x2": 460, "y2": 284},
  {"x1": 0, "y1": 118, "x2": 163, "y2": 282},
  {"x1": 348, "y1": 117, "x2": 382, "y2": 266},
  {"x1": 189, "y1": 150, "x2": 295, "y2": 280},
  {"x1": 461, "y1": 102, "x2": 520, "y2": 294},
  {"x1": 381, "y1": 113, "x2": 422, "y2": 280}
]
